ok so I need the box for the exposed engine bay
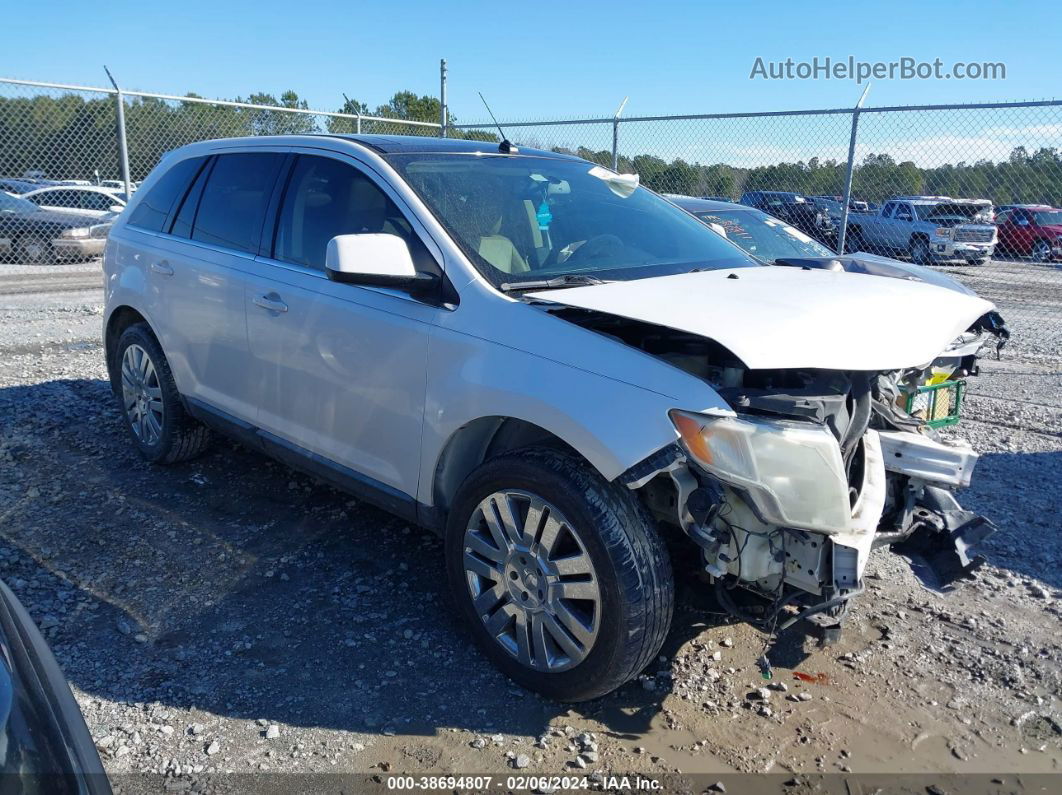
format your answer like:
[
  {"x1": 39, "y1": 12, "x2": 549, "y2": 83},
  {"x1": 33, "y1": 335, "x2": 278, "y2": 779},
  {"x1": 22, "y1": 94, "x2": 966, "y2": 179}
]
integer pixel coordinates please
[{"x1": 550, "y1": 304, "x2": 1008, "y2": 646}]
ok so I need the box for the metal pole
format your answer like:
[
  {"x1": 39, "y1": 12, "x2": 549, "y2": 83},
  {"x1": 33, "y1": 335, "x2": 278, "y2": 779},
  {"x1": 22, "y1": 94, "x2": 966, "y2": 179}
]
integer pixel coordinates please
[
  {"x1": 103, "y1": 67, "x2": 132, "y2": 199},
  {"x1": 439, "y1": 59, "x2": 448, "y2": 138},
  {"x1": 343, "y1": 93, "x2": 363, "y2": 134},
  {"x1": 611, "y1": 96, "x2": 628, "y2": 171},
  {"x1": 836, "y1": 85, "x2": 871, "y2": 255},
  {"x1": 103, "y1": 66, "x2": 132, "y2": 198}
]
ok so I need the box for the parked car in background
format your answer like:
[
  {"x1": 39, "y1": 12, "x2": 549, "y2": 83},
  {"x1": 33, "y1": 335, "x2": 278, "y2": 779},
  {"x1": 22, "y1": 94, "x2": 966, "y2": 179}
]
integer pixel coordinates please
[
  {"x1": 995, "y1": 205, "x2": 1062, "y2": 262},
  {"x1": 0, "y1": 193, "x2": 111, "y2": 263},
  {"x1": 0, "y1": 578, "x2": 111, "y2": 792},
  {"x1": 808, "y1": 195, "x2": 869, "y2": 220},
  {"x1": 0, "y1": 177, "x2": 44, "y2": 195},
  {"x1": 105, "y1": 134, "x2": 1002, "y2": 700},
  {"x1": 845, "y1": 196, "x2": 996, "y2": 265},
  {"x1": 670, "y1": 197, "x2": 977, "y2": 296},
  {"x1": 97, "y1": 179, "x2": 137, "y2": 192},
  {"x1": 739, "y1": 190, "x2": 835, "y2": 245},
  {"x1": 21, "y1": 186, "x2": 127, "y2": 219}
]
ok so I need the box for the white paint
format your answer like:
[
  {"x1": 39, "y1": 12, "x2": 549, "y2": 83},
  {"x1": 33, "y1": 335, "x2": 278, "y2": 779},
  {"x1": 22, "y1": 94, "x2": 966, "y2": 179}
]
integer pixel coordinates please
[
  {"x1": 325, "y1": 233, "x2": 416, "y2": 278},
  {"x1": 529, "y1": 266, "x2": 994, "y2": 370}
]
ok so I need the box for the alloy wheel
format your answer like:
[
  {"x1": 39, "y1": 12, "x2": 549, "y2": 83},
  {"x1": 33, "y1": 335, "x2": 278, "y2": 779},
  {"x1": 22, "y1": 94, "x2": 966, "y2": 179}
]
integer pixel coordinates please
[
  {"x1": 462, "y1": 490, "x2": 601, "y2": 672},
  {"x1": 121, "y1": 343, "x2": 164, "y2": 446},
  {"x1": 1032, "y1": 240, "x2": 1051, "y2": 263}
]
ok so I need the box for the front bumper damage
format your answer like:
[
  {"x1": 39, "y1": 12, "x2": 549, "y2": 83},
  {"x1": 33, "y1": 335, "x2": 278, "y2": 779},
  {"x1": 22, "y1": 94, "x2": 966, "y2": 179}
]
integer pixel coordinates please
[{"x1": 624, "y1": 417, "x2": 995, "y2": 644}]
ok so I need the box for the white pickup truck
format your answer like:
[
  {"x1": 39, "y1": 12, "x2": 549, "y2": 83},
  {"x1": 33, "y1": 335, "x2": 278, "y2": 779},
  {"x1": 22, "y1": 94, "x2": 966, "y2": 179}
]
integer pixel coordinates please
[{"x1": 846, "y1": 196, "x2": 996, "y2": 265}]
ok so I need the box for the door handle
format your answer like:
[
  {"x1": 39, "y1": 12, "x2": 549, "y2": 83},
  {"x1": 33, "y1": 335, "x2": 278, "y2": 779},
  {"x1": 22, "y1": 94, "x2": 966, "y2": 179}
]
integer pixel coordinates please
[
  {"x1": 150, "y1": 260, "x2": 174, "y2": 276},
  {"x1": 253, "y1": 293, "x2": 288, "y2": 313}
]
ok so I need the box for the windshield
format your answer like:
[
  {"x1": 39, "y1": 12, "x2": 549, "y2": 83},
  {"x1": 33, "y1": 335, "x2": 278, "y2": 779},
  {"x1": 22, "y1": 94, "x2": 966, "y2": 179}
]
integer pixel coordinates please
[
  {"x1": 693, "y1": 208, "x2": 834, "y2": 261},
  {"x1": 1033, "y1": 210, "x2": 1062, "y2": 225},
  {"x1": 0, "y1": 193, "x2": 38, "y2": 214},
  {"x1": 387, "y1": 154, "x2": 755, "y2": 286}
]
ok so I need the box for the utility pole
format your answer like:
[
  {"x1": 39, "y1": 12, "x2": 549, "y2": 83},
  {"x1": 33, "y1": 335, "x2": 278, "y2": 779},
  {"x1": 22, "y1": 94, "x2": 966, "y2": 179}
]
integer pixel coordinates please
[
  {"x1": 439, "y1": 59, "x2": 448, "y2": 138},
  {"x1": 612, "y1": 96, "x2": 629, "y2": 171}
]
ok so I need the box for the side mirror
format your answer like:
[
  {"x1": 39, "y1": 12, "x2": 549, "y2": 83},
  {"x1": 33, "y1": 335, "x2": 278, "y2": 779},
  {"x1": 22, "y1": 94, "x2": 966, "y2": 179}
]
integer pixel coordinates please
[
  {"x1": 1015, "y1": 218, "x2": 1029, "y2": 227},
  {"x1": 325, "y1": 234, "x2": 438, "y2": 295},
  {"x1": 109, "y1": 205, "x2": 124, "y2": 213}
]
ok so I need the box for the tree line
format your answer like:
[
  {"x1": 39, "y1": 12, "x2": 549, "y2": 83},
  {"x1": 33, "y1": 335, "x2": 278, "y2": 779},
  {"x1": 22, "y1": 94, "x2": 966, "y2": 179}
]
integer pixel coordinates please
[
  {"x1": 557, "y1": 147, "x2": 1062, "y2": 206},
  {"x1": 1, "y1": 89, "x2": 1059, "y2": 207}
]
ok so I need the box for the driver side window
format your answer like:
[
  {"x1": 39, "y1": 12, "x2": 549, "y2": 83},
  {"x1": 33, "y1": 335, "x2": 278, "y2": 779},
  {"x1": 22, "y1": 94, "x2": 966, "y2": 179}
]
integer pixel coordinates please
[{"x1": 273, "y1": 155, "x2": 433, "y2": 273}]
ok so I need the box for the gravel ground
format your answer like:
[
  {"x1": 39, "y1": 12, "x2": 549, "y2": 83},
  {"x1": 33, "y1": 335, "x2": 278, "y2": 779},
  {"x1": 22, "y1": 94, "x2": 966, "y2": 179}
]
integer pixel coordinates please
[{"x1": 0, "y1": 256, "x2": 1058, "y2": 790}]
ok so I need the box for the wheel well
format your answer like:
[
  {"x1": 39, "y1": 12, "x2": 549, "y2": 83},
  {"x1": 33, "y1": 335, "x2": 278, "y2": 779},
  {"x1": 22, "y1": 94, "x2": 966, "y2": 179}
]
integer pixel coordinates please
[
  {"x1": 105, "y1": 306, "x2": 148, "y2": 391},
  {"x1": 432, "y1": 417, "x2": 584, "y2": 517},
  {"x1": 910, "y1": 232, "x2": 929, "y2": 244}
]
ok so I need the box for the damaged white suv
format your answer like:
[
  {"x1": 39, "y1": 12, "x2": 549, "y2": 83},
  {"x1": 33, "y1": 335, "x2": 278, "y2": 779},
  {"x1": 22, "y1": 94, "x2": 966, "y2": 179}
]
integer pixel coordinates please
[{"x1": 103, "y1": 135, "x2": 1006, "y2": 701}]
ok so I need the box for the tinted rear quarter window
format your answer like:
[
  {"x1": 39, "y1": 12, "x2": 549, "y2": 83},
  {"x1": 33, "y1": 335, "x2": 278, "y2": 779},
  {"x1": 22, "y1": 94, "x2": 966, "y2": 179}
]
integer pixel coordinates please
[
  {"x1": 192, "y1": 152, "x2": 283, "y2": 254},
  {"x1": 128, "y1": 156, "x2": 205, "y2": 232}
]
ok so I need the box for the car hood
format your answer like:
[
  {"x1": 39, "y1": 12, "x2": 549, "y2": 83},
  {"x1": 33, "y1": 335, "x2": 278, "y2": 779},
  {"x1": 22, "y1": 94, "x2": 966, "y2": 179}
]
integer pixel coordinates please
[
  {"x1": 774, "y1": 252, "x2": 976, "y2": 296},
  {"x1": 528, "y1": 267, "x2": 994, "y2": 370}
]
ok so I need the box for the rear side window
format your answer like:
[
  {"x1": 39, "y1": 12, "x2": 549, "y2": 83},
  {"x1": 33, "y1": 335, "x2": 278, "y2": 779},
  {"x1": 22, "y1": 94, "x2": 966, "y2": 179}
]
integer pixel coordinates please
[
  {"x1": 128, "y1": 157, "x2": 205, "y2": 232},
  {"x1": 191, "y1": 152, "x2": 283, "y2": 254}
]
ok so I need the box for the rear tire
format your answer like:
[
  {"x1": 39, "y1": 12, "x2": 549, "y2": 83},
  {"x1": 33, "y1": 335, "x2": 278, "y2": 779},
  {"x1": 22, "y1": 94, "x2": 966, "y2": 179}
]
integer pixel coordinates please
[
  {"x1": 113, "y1": 323, "x2": 211, "y2": 464},
  {"x1": 444, "y1": 447, "x2": 674, "y2": 701},
  {"x1": 1031, "y1": 239, "x2": 1052, "y2": 263}
]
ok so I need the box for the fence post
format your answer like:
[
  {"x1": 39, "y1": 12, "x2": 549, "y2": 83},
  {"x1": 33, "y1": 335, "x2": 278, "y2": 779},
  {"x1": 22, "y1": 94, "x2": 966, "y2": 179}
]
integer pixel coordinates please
[
  {"x1": 103, "y1": 66, "x2": 132, "y2": 197},
  {"x1": 611, "y1": 96, "x2": 629, "y2": 171},
  {"x1": 837, "y1": 85, "x2": 871, "y2": 255},
  {"x1": 439, "y1": 59, "x2": 447, "y2": 138}
]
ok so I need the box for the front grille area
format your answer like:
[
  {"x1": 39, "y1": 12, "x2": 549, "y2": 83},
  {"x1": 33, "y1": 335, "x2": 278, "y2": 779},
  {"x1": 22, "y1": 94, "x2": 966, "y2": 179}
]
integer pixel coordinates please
[{"x1": 955, "y1": 227, "x2": 994, "y2": 243}]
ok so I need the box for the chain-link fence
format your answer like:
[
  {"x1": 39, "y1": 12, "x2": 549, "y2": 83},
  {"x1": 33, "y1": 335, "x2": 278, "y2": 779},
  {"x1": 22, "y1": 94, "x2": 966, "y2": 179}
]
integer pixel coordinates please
[
  {"x1": 1, "y1": 75, "x2": 1059, "y2": 352},
  {"x1": 0, "y1": 77, "x2": 439, "y2": 265},
  {"x1": 453, "y1": 100, "x2": 1062, "y2": 353}
]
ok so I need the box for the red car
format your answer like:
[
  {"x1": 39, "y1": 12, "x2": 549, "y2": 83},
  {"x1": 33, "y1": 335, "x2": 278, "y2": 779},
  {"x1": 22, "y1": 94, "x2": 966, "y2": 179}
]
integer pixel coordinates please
[{"x1": 995, "y1": 204, "x2": 1062, "y2": 262}]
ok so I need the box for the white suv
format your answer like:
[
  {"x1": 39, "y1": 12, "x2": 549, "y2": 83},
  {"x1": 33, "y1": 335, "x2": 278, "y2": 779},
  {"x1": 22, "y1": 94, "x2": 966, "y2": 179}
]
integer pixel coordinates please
[{"x1": 104, "y1": 134, "x2": 1001, "y2": 700}]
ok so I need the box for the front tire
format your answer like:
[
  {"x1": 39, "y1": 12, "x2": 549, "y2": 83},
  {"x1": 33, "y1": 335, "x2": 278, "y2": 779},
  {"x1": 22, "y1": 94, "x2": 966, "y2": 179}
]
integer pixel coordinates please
[
  {"x1": 19, "y1": 234, "x2": 54, "y2": 265},
  {"x1": 113, "y1": 323, "x2": 211, "y2": 464},
  {"x1": 909, "y1": 236, "x2": 932, "y2": 265},
  {"x1": 445, "y1": 447, "x2": 673, "y2": 701}
]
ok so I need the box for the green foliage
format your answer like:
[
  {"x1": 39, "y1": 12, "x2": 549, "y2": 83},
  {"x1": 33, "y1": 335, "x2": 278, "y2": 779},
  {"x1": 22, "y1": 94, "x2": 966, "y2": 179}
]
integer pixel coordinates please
[{"x1": 2, "y1": 89, "x2": 1059, "y2": 208}]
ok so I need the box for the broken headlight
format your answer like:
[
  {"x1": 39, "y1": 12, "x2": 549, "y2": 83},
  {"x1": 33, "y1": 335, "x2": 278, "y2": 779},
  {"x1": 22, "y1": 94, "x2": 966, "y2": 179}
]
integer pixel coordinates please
[{"x1": 670, "y1": 410, "x2": 851, "y2": 533}]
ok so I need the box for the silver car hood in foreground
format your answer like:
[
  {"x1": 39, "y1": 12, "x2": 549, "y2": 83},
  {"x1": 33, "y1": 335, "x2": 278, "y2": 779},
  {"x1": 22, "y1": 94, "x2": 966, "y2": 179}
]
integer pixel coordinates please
[{"x1": 528, "y1": 266, "x2": 993, "y2": 371}]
